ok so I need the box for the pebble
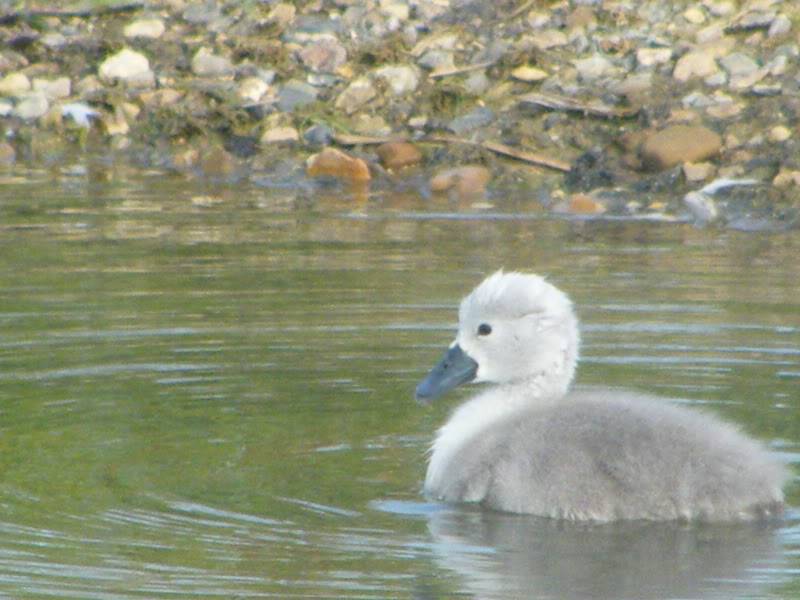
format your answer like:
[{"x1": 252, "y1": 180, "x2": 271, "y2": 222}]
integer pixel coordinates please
[
  {"x1": 191, "y1": 48, "x2": 233, "y2": 77},
  {"x1": 682, "y1": 162, "x2": 714, "y2": 182},
  {"x1": 683, "y1": 191, "x2": 719, "y2": 224},
  {"x1": 719, "y1": 52, "x2": 759, "y2": 77},
  {"x1": 0, "y1": 72, "x2": 31, "y2": 97},
  {"x1": 0, "y1": 99, "x2": 12, "y2": 117},
  {"x1": 373, "y1": 65, "x2": 419, "y2": 96},
  {"x1": 531, "y1": 30, "x2": 568, "y2": 50},
  {"x1": 573, "y1": 54, "x2": 615, "y2": 81},
  {"x1": 683, "y1": 6, "x2": 706, "y2": 24},
  {"x1": 448, "y1": 107, "x2": 494, "y2": 135},
  {"x1": 768, "y1": 14, "x2": 791, "y2": 38},
  {"x1": 98, "y1": 48, "x2": 155, "y2": 88},
  {"x1": 769, "y1": 125, "x2": 791, "y2": 142},
  {"x1": 429, "y1": 165, "x2": 491, "y2": 196},
  {"x1": 260, "y1": 126, "x2": 299, "y2": 144},
  {"x1": 511, "y1": 66, "x2": 548, "y2": 82},
  {"x1": 238, "y1": 77, "x2": 270, "y2": 103},
  {"x1": 636, "y1": 48, "x2": 672, "y2": 68},
  {"x1": 376, "y1": 142, "x2": 422, "y2": 170},
  {"x1": 334, "y1": 78, "x2": 376, "y2": 114},
  {"x1": 307, "y1": 147, "x2": 371, "y2": 182},
  {"x1": 641, "y1": 125, "x2": 722, "y2": 170},
  {"x1": 303, "y1": 123, "x2": 334, "y2": 146},
  {"x1": 13, "y1": 93, "x2": 49, "y2": 120},
  {"x1": 299, "y1": 38, "x2": 347, "y2": 73},
  {"x1": 565, "y1": 193, "x2": 606, "y2": 215},
  {"x1": 32, "y1": 77, "x2": 70, "y2": 101},
  {"x1": 277, "y1": 80, "x2": 318, "y2": 112},
  {"x1": 673, "y1": 51, "x2": 718, "y2": 81},
  {"x1": 353, "y1": 114, "x2": 391, "y2": 137},
  {"x1": 124, "y1": 18, "x2": 166, "y2": 39}
]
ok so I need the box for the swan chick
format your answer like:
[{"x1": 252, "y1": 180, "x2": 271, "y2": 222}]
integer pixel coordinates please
[{"x1": 415, "y1": 271, "x2": 788, "y2": 521}]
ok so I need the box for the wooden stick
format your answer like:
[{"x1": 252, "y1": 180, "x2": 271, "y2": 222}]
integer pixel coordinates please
[{"x1": 518, "y1": 91, "x2": 639, "y2": 119}]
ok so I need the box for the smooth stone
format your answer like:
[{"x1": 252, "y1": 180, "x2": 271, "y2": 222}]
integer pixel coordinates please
[
  {"x1": 376, "y1": 142, "x2": 422, "y2": 170},
  {"x1": 13, "y1": 93, "x2": 49, "y2": 120},
  {"x1": 191, "y1": 48, "x2": 233, "y2": 77},
  {"x1": 260, "y1": 126, "x2": 299, "y2": 144},
  {"x1": 334, "y1": 78, "x2": 376, "y2": 114},
  {"x1": 98, "y1": 48, "x2": 154, "y2": 88},
  {"x1": 448, "y1": 107, "x2": 494, "y2": 135},
  {"x1": 373, "y1": 65, "x2": 419, "y2": 95},
  {"x1": 564, "y1": 193, "x2": 606, "y2": 215},
  {"x1": 430, "y1": 165, "x2": 491, "y2": 196},
  {"x1": 238, "y1": 77, "x2": 270, "y2": 103},
  {"x1": 418, "y1": 50, "x2": 455, "y2": 71},
  {"x1": 0, "y1": 72, "x2": 30, "y2": 97},
  {"x1": 682, "y1": 162, "x2": 714, "y2": 182},
  {"x1": 464, "y1": 70, "x2": 490, "y2": 95},
  {"x1": 32, "y1": 77, "x2": 70, "y2": 101},
  {"x1": 719, "y1": 52, "x2": 759, "y2": 76},
  {"x1": 641, "y1": 125, "x2": 722, "y2": 170},
  {"x1": 683, "y1": 6, "x2": 706, "y2": 24},
  {"x1": 124, "y1": 18, "x2": 166, "y2": 39},
  {"x1": 306, "y1": 147, "x2": 371, "y2": 182},
  {"x1": 277, "y1": 80, "x2": 318, "y2": 112},
  {"x1": 573, "y1": 54, "x2": 615, "y2": 81},
  {"x1": 673, "y1": 51, "x2": 718, "y2": 82},
  {"x1": 299, "y1": 38, "x2": 347, "y2": 73},
  {"x1": 636, "y1": 47, "x2": 672, "y2": 68},
  {"x1": 352, "y1": 114, "x2": 391, "y2": 137},
  {"x1": 769, "y1": 125, "x2": 791, "y2": 142},
  {"x1": 40, "y1": 32, "x2": 67, "y2": 48},
  {"x1": 532, "y1": 29, "x2": 568, "y2": 50},
  {"x1": 0, "y1": 99, "x2": 12, "y2": 117},
  {"x1": 511, "y1": 66, "x2": 548, "y2": 82},
  {"x1": 768, "y1": 15, "x2": 791, "y2": 38},
  {"x1": 303, "y1": 123, "x2": 334, "y2": 146},
  {"x1": 139, "y1": 88, "x2": 184, "y2": 107}
]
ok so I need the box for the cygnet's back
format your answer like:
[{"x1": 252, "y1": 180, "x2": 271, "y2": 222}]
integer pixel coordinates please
[{"x1": 415, "y1": 271, "x2": 788, "y2": 522}]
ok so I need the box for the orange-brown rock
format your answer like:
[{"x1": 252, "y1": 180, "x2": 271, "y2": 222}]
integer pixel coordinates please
[
  {"x1": 376, "y1": 142, "x2": 422, "y2": 170},
  {"x1": 640, "y1": 125, "x2": 722, "y2": 171},
  {"x1": 429, "y1": 165, "x2": 491, "y2": 196},
  {"x1": 307, "y1": 147, "x2": 371, "y2": 182},
  {"x1": 567, "y1": 193, "x2": 606, "y2": 214}
]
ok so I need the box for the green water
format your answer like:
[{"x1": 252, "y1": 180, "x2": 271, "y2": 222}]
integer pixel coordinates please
[{"x1": 0, "y1": 170, "x2": 798, "y2": 598}]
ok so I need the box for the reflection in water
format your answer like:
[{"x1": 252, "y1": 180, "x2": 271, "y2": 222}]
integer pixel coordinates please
[{"x1": 423, "y1": 506, "x2": 790, "y2": 600}]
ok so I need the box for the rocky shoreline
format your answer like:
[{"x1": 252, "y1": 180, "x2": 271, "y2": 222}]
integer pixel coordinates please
[{"x1": 1, "y1": 0, "x2": 799, "y2": 230}]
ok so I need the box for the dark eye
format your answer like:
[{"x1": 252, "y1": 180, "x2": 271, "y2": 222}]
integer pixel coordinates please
[{"x1": 477, "y1": 323, "x2": 492, "y2": 336}]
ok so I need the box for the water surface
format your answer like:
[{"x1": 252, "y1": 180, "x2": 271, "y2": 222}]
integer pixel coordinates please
[{"x1": 0, "y1": 170, "x2": 798, "y2": 598}]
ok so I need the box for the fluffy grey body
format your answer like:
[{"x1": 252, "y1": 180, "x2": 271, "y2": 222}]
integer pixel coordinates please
[{"x1": 416, "y1": 271, "x2": 788, "y2": 522}]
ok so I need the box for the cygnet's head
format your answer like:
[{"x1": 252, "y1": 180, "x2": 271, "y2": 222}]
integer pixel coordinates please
[{"x1": 415, "y1": 271, "x2": 580, "y2": 403}]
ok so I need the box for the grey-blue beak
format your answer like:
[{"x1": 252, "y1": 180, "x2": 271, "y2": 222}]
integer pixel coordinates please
[{"x1": 415, "y1": 344, "x2": 478, "y2": 404}]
